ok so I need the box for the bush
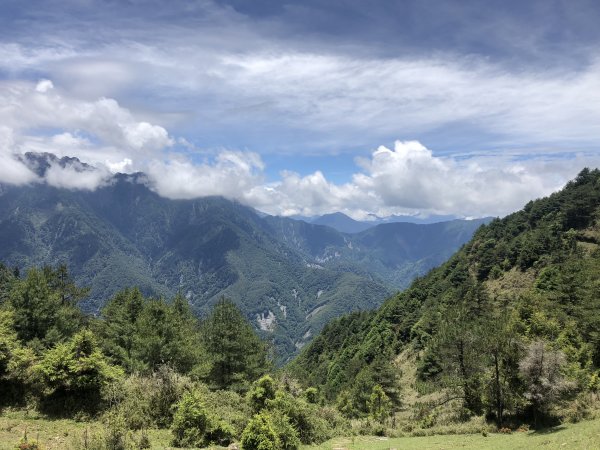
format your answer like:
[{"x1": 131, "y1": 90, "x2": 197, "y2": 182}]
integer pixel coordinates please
[
  {"x1": 103, "y1": 367, "x2": 193, "y2": 430},
  {"x1": 248, "y1": 375, "x2": 277, "y2": 412},
  {"x1": 34, "y1": 330, "x2": 123, "y2": 416},
  {"x1": 202, "y1": 387, "x2": 252, "y2": 436},
  {"x1": 267, "y1": 391, "x2": 331, "y2": 444},
  {"x1": 171, "y1": 388, "x2": 236, "y2": 447},
  {"x1": 171, "y1": 391, "x2": 211, "y2": 448},
  {"x1": 205, "y1": 421, "x2": 235, "y2": 446},
  {"x1": 303, "y1": 387, "x2": 318, "y2": 404},
  {"x1": 241, "y1": 413, "x2": 279, "y2": 450},
  {"x1": 271, "y1": 415, "x2": 300, "y2": 450}
]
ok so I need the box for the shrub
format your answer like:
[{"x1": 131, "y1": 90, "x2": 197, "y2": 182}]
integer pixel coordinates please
[
  {"x1": 171, "y1": 388, "x2": 235, "y2": 447},
  {"x1": 171, "y1": 391, "x2": 211, "y2": 448},
  {"x1": 205, "y1": 421, "x2": 235, "y2": 446},
  {"x1": 267, "y1": 391, "x2": 331, "y2": 444},
  {"x1": 241, "y1": 413, "x2": 279, "y2": 450},
  {"x1": 34, "y1": 330, "x2": 123, "y2": 416},
  {"x1": 248, "y1": 375, "x2": 277, "y2": 412},
  {"x1": 202, "y1": 387, "x2": 252, "y2": 436},
  {"x1": 103, "y1": 367, "x2": 193, "y2": 430},
  {"x1": 271, "y1": 414, "x2": 300, "y2": 450},
  {"x1": 303, "y1": 387, "x2": 318, "y2": 404}
]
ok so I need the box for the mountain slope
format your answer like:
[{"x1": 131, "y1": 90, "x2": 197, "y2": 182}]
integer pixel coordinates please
[
  {"x1": 290, "y1": 168, "x2": 600, "y2": 416},
  {"x1": 0, "y1": 177, "x2": 392, "y2": 359},
  {"x1": 264, "y1": 215, "x2": 490, "y2": 289},
  {"x1": 0, "y1": 154, "x2": 488, "y2": 360}
]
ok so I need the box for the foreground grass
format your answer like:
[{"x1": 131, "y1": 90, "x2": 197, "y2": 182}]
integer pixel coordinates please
[
  {"x1": 1, "y1": 412, "x2": 599, "y2": 450},
  {"x1": 305, "y1": 417, "x2": 600, "y2": 450},
  {"x1": 0, "y1": 410, "x2": 172, "y2": 450}
]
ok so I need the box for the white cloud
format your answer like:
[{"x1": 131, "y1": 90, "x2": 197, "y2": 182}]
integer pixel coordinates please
[
  {"x1": 35, "y1": 79, "x2": 54, "y2": 93},
  {"x1": 146, "y1": 151, "x2": 265, "y2": 200},
  {"x1": 105, "y1": 158, "x2": 133, "y2": 173},
  {"x1": 0, "y1": 127, "x2": 38, "y2": 185},
  {"x1": 44, "y1": 161, "x2": 110, "y2": 191},
  {"x1": 0, "y1": 80, "x2": 173, "y2": 155},
  {"x1": 3, "y1": 30, "x2": 600, "y2": 154},
  {"x1": 242, "y1": 141, "x2": 596, "y2": 219},
  {"x1": 0, "y1": 79, "x2": 172, "y2": 190},
  {"x1": 0, "y1": 78, "x2": 596, "y2": 220}
]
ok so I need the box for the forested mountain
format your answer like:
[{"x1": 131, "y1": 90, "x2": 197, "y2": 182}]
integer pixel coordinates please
[
  {"x1": 265, "y1": 216, "x2": 488, "y2": 289},
  {"x1": 0, "y1": 153, "x2": 485, "y2": 360},
  {"x1": 291, "y1": 168, "x2": 600, "y2": 425}
]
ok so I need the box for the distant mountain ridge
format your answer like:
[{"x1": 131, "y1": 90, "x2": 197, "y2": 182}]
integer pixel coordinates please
[
  {"x1": 0, "y1": 153, "x2": 489, "y2": 360},
  {"x1": 298, "y1": 211, "x2": 469, "y2": 234}
]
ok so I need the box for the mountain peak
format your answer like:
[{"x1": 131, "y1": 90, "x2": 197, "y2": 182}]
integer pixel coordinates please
[
  {"x1": 19, "y1": 152, "x2": 95, "y2": 178},
  {"x1": 311, "y1": 212, "x2": 373, "y2": 234}
]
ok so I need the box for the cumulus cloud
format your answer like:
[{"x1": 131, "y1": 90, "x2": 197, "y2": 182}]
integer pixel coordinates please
[
  {"x1": 243, "y1": 141, "x2": 594, "y2": 219},
  {"x1": 0, "y1": 79, "x2": 172, "y2": 191},
  {"x1": 0, "y1": 80, "x2": 173, "y2": 155},
  {"x1": 146, "y1": 151, "x2": 265, "y2": 200},
  {"x1": 0, "y1": 79, "x2": 595, "y2": 220}
]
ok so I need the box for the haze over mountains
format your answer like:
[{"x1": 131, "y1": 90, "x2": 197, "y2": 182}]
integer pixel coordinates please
[
  {"x1": 310, "y1": 212, "x2": 459, "y2": 234},
  {"x1": 0, "y1": 153, "x2": 489, "y2": 360}
]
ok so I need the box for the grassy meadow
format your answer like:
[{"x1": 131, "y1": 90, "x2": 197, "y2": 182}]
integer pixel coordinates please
[{"x1": 1, "y1": 410, "x2": 599, "y2": 450}]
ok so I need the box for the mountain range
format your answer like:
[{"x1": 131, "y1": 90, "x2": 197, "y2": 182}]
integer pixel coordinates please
[{"x1": 0, "y1": 153, "x2": 489, "y2": 360}]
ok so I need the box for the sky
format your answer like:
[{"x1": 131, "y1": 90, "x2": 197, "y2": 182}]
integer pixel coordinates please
[{"x1": 1, "y1": 0, "x2": 600, "y2": 220}]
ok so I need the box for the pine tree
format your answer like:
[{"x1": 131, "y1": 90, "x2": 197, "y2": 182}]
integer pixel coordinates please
[{"x1": 201, "y1": 298, "x2": 269, "y2": 391}]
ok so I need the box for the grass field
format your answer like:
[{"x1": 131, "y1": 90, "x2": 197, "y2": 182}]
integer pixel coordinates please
[
  {"x1": 305, "y1": 418, "x2": 600, "y2": 450},
  {"x1": 0, "y1": 410, "x2": 173, "y2": 450},
  {"x1": 1, "y1": 411, "x2": 599, "y2": 450}
]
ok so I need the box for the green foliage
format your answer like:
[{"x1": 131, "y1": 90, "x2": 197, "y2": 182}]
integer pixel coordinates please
[
  {"x1": 248, "y1": 375, "x2": 277, "y2": 412},
  {"x1": 98, "y1": 289, "x2": 205, "y2": 374},
  {"x1": 304, "y1": 387, "x2": 318, "y2": 404},
  {"x1": 33, "y1": 329, "x2": 122, "y2": 415},
  {"x1": 171, "y1": 389, "x2": 235, "y2": 447},
  {"x1": 8, "y1": 266, "x2": 85, "y2": 347},
  {"x1": 171, "y1": 390, "x2": 211, "y2": 448},
  {"x1": 241, "y1": 412, "x2": 280, "y2": 450},
  {"x1": 368, "y1": 385, "x2": 391, "y2": 423},
  {"x1": 102, "y1": 366, "x2": 194, "y2": 430},
  {"x1": 201, "y1": 297, "x2": 270, "y2": 391},
  {"x1": 271, "y1": 414, "x2": 301, "y2": 450},
  {"x1": 293, "y1": 168, "x2": 600, "y2": 427},
  {"x1": 267, "y1": 390, "x2": 332, "y2": 444},
  {"x1": 0, "y1": 309, "x2": 19, "y2": 377},
  {"x1": 35, "y1": 330, "x2": 122, "y2": 393}
]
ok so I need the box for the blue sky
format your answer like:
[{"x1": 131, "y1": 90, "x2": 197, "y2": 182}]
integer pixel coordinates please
[{"x1": 1, "y1": 0, "x2": 599, "y2": 219}]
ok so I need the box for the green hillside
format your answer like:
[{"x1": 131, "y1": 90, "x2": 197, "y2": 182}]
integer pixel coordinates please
[{"x1": 291, "y1": 168, "x2": 600, "y2": 426}]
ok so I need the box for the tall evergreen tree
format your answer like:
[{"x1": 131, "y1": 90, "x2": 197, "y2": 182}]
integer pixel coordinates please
[
  {"x1": 8, "y1": 267, "x2": 84, "y2": 346},
  {"x1": 201, "y1": 298, "x2": 269, "y2": 391}
]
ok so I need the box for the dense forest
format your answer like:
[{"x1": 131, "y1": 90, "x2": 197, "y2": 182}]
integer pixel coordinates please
[
  {"x1": 1, "y1": 169, "x2": 600, "y2": 449},
  {"x1": 291, "y1": 168, "x2": 600, "y2": 429}
]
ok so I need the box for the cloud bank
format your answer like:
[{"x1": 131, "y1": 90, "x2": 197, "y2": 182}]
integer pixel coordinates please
[{"x1": 0, "y1": 78, "x2": 592, "y2": 219}]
